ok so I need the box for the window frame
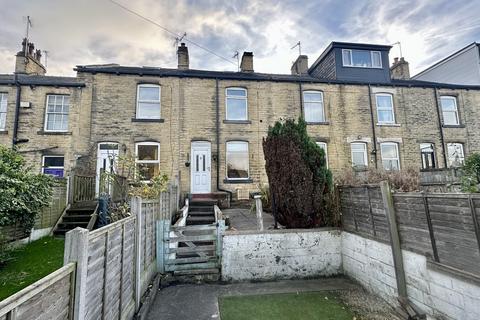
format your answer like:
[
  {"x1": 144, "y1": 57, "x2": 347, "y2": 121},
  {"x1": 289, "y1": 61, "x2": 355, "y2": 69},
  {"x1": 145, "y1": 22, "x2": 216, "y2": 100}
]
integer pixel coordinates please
[
  {"x1": 341, "y1": 49, "x2": 382, "y2": 68},
  {"x1": 135, "y1": 141, "x2": 160, "y2": 181},
  {"x1": 0, "y1": 92, "x2": 7, "y2": 131},
  {"x1": 316, "y1": 142, "x2": 328, "y2": 168},
  {"x1": 380, "y1": 142, "x2": 401, "y2": 171},
  {"x1": 440, "y1": 96, "x2": 460, "y2": 126},
  {"x1": 226, "y1": 141, "x2": 250, "y2": 180},
  {"x1": 225, "y1": 87, "x2": 248, "y2": 121},
  {"x1": 446, "y1": 143, "x2": 465, "y2": 168},
  {"x1": 303, "y1": 90, "x2": 325, "y2": 123},
  {"x1": 375, "y1": 93, "x2": 396, "y2": 124},
  {"x1": 136, "y1": 84, "x2": 161, "y2": 120},
  {"x1": 42, "y1": 155, "x2": 65, "y2": 177},
  {"x1": 350, "y1": 142, "x2": 368, "y2": 168},
  {"x1": 44, "y1": 94, "x2": 70, "y2": 132}
]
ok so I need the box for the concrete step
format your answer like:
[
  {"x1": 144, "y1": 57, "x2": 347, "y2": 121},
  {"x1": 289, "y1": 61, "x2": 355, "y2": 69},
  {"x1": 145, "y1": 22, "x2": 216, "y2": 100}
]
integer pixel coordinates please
[
  {"x1": 168, "y1": 268, "x2": 221, "y2": 284},
  {"x1": 189, "y1": 200, "x2": 217, "y2": 207},
  {"x1": 187, "y1": 216, "x2": 215, "y2": 225},
  {"x1": 189, "y1": 206, "x2": 214, "y2": 212},
  {"x1": 188, "y1": 211, "x2": 214, "y2": 216},
  {"x1": 62, "y1": 215, "x2": 91, "y2": 222}
]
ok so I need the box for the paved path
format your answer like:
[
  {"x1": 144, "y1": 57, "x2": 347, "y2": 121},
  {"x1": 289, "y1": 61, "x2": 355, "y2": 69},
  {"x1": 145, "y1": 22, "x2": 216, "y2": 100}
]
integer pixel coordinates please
[
  {"x1": 223, "y1": 207, "x2": 276, "y2": 231},
  {"x1": 146, "y1": 277, "x2": 358, "y2": 320}
]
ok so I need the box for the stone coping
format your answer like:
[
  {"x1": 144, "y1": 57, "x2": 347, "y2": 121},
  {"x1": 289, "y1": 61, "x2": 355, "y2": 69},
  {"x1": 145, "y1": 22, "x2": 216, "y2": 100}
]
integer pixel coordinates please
[{"x1": 225, "y1": 227, "x2": 341, "y2": 236}]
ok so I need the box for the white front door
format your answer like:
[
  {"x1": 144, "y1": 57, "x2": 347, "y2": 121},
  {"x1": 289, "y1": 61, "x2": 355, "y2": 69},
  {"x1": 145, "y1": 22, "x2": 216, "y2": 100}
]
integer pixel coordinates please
[
  {"x1": 96, "y1": 142, "x2": 119, "y2": 195},
  {"x1": 191, "y1": 142, "x2": 211, "y2": 194}
]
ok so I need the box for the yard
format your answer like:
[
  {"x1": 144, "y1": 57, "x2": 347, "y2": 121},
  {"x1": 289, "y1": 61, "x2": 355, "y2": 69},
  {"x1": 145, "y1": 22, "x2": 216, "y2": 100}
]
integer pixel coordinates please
[
  {"x1": 219, "y1": 292, "x2": 356, "y2": 320},
  {"x1": 0, "y1": 236, "x2": 65, "y2": 301}
]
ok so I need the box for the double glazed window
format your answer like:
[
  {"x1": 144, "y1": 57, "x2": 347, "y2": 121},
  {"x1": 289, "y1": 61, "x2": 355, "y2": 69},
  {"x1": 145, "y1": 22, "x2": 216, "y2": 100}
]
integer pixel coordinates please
[
  {"x1": 420, "y1": 143, "x2": 436, "y2": 169},
  {"x1": 226, "y1": 141, "x2": 249, "y2": 179},
  {"x1": 380, "y1": 143, "x2": 400, "y2": 171},
  {"x1": 42, "y1": 156, "x2": 64, "y2": 178},
  {"x1": 316, "y1": 142, "x2": 328, "y2": 168},
  {"x1": 351, "y1": 143, "x2": 368, "y2": 167},
  {"x1": 135, "y1": 142, "x2": 160, "y2": 180},
  {"x1": 447, "y1": 143, "x2": 465, "y2": 167},
  {"x1": 440, "y1": 96, "x2": 459, "y2": 126},
  {"x1": 0, "y1": 93, "x2": 7, "y2": 130},
  {"x1": 45, "y1": 95, "x2": 69, "y2": 131},
  {"x1": 376, "y1": 94, "x2": 395, "y2": 124},
  {"x1": 303, "y1": 91, "x2": 325, "y2": 123},
  {"x1": 136, "y1": 84, "x2": 161, "y2": 119},
  {"x1": 342, "y1": 49, "x2": 382, "y2": 68},
  {"x1": 226, "y1": 88, "x2": 247, "y2": 120}
]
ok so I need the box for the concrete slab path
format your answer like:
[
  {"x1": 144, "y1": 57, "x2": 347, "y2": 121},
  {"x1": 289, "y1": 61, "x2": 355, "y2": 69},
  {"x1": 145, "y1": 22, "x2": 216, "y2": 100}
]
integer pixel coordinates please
[
  {"x1": 146, "y1": 277, "x2": 359, "y2": 320},
  {"x1": 224, "y1": 207, "x2": 276, "y2": 231}
]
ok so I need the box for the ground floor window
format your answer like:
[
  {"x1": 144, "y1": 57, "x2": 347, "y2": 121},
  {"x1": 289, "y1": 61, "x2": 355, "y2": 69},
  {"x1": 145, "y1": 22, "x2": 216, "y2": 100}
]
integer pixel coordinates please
[
  {"x1": 447, "y1": 143, "x2": 465, "y2": 167},
  {"x1": 316, "y1": 142, "x2": 328, "y2": 168},
  {"x1": 380, "y1": 142, "x2": 400, "y2": 171},
  {"x1": 0, "y1": 93, "x2": 7, "y2": 130},
  {"x1": 351, "y1": 142, "x2": 368, "y2": 168},
  {"x1": 135, "y1": 142, "x2": 160, "y2": 181},
  {"x1": 420, "y1": 143, "x2": 436, "y2": 169},
  {"x1": 226, "y1": 141, "x2": 249, "y2": 179},
  {"x1": 42, "y1": 156, "x2": 64, "y2": 177}
]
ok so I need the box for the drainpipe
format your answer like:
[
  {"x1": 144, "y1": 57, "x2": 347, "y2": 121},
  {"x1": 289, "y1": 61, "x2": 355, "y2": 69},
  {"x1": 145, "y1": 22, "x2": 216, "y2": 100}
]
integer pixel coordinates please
[
  {"x1": 215, "y1": 79, "x2": 233, "y2": 202},
  {"x1": 298, "y1": 82, "x2": 304, "y2": 119},
  {"x1": 434, "y1": 88, "x2": 448, "y2": 168},
  {"x1": 368, "y1": 85, "x2": 378, "y2": 168},
  {"x1": 12, "y1": 73, "x2": 22, "y2": 148}
]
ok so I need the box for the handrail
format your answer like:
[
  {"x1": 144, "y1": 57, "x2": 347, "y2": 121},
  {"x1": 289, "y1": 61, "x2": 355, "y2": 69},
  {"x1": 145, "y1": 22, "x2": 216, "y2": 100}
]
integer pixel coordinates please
[
  {"x1": 86, "y1": 202, "x2": 100, "y2": 231},
  {"x1": 214, "y1": 205, "x2": 223, "y2": 223}
]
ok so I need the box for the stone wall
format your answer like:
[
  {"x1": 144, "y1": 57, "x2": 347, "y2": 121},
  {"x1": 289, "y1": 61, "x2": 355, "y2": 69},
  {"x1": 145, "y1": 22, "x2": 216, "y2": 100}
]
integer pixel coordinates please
[{"x1": 221, "y1": 228, "x2": 342, "y2": 281}]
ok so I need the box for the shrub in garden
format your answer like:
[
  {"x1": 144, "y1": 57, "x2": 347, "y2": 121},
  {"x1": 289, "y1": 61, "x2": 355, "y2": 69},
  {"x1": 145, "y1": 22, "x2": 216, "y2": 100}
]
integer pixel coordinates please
[
  {"x1": 461, "y1": 152, "x2": 480, "y2": 193},
  {"x1": 263, "y1": 118, "x2": 333, "y2": 228}
]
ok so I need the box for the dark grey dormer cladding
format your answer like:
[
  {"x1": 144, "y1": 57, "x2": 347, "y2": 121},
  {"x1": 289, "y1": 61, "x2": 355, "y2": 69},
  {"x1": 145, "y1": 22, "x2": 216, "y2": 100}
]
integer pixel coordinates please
[{"x1": 308, "y1": 42, "x2": 392, "y2": 83}]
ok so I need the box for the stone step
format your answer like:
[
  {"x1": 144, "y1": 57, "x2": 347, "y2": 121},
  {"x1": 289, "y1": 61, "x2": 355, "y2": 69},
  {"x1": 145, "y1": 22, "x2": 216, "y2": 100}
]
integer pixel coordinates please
[
  {"x1": 62, "y1": 215, "x2": 92, "y2": 222},
  {"x1": 167, "y1": 268, "x2": 221, "y2": 284},
  {"x1": 189, "y1": 200, "x2": 217, "y2": 207},
  {"x1": 189, "y1": 206, "x2": 214, "y2": 212},
  {"x1": 188, "y1": 211, "x2": 214, "y2": 216}
]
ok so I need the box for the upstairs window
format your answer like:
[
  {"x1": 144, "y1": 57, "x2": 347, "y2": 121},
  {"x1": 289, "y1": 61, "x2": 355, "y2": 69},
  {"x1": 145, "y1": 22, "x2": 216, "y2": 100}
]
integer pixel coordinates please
[
  {"x1": 381, "y1": 142, "x2": 400, "y2": 171},
  {"x1": 376, "y1": 94, "x2": 395, "y2": 124},
  {"x1": 351, "y1": 142, "x2": 368, "y2": 168},
  {"x1": 447, "y1": 143, "x2": 464, "y2": 167},
  {"x1": 0, "y1": 93, "x2": 7, "y2": 130},
  {"x1": 42, "y1": 156, "x2": 64, "y2": 178},
  {"x1": 226, "y1": 141, "x2": 249, "y2": 179},
  {"x1": 136, "y1": 84, "x2": 161, "y2": 119},
  {"x1": 226, "y1": 88, "x2": 247, "y2": 120},
  {"x1": 45, "y1": 95, "x2": 69, "y2": 132},
  {"x1": 303, "y1": 91, "x2": 325, "y2": 123},
  {"x1": 316, "y1": 142, "x2": 328, "y2": 168},
  {"x1": 135, "y1": 142, "x2": 160, "y2": 181},
  {"x1": 342, "y1": 49, "x2": 382, "y2": 68},
  {"x1": 420, "y1": 143, "x2": 436, "y2": 169},
  {"x1": 440, "y1": 96, "x2": 459, "y2": 126}
]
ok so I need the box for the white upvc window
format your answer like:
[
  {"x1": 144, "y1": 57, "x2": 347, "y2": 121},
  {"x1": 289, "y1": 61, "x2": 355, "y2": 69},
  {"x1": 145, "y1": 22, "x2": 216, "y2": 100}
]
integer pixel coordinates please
[
  {"x1": 0, "y1": 93, "x2": 7, "y2": 130},
  {"x1": 136, "y1": 84, "x2": 161, "y2": 119},
  {"x1": 376, "y1": 93, "x2": 395, "y2": 124},
  {"x1": 303, "y1": 91, "x2": 325, "y2": 123},
  {"x1": 351, "y1": 142, "x2": 368, "y2": 167},
  {"x1": 226, "y1": 87, "x2": 247, "y2": 120},
  {"x1": 135, "y1": 142, "x2": 160, "y2": 181},
  {"x1": 226, "y1": 141, "x2": 249, "y2": 179},
  {"x1": 440, "y1": 96, "x2": 459, "y2": 126},
  {"x1": 342, "y1": 49, "x2": 382, "y2": 68},
  {"x1": 447, "y1": 143, "x2": 465, "y2": 167},
  {"x1": 316, "y1": 142, "x2": 328, "y2": 168},
  {"x1": 44, "y1": 95, "x2": 69, "y2": 132},
  {"x1": 381, "y1": 142, "x2": 400, "y2": 171},
  {"x1": 42, "y1": 155, "x2": 65, "y2": 178}
]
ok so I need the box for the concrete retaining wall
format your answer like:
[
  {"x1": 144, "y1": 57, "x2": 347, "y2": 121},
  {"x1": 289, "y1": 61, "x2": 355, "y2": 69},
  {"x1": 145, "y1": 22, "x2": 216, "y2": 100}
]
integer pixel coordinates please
[
  {"x1": 342, "y1": 232, "x2": 480, "y2": 320},
  {"x1": 222, "y1": 228, "x2": 342, "y2": 282}
]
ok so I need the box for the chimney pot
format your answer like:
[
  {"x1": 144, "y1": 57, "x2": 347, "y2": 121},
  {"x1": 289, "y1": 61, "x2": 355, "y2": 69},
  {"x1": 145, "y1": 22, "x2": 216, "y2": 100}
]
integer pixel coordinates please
[
  {"x1": 240, "y1": 52, "x2": 254, "y2": 72},
  {"x1": 177, "y1": 43, "x2": 189, "y2": 70}
]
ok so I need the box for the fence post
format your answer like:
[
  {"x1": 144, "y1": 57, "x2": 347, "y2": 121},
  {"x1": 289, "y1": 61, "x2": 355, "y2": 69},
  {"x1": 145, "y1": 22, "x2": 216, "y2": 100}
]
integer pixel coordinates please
[
  {"x1": 254, "y1": 195, "x2": 264, "y2": 231},
  {"x1": 216, "y1": 220, "x2": 226, "y2": 266},
  {"x1": 131, "y1": 196, "x2": 142, "y2": 311},
  {"x1": 380, "y1": 180, "x2": 407, "y2": 300},
  {"x1": 67, "y1": 171, "x2": 75, "y2": 205},
  {"x1": 156, "y1": 220, "x2": 165, "y2": 273},
  {"x1": 64, "y1": 227, "x2": 89, "y2": 320}
]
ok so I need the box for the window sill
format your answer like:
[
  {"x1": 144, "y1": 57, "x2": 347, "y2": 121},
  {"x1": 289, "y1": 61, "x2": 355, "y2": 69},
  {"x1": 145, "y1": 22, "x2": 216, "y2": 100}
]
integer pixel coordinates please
[
  {"x1": 223, "y1": 120, "x2": 251, "y2": 124},
  {"x1": 0, "y1": 130, "x2": 7, "y2": 135},
  {"x1": 442, "y1": 124, "x2": 465, "y2": 128},
  {"x1": 37, "y1": 131, "x2": 72, "y2": 135},
  {"x1": 131, "y1": 118, "x2": 165, "y2": 123},
  {"x1": 306, "y1": 121, "x2": 329, "y2": 125},
  {"x1": 223, "y1": 178, "x2": 253, "y2": 184},
  {"x1": 376, "y1": 123, "x2": 400, "y2": 127}
]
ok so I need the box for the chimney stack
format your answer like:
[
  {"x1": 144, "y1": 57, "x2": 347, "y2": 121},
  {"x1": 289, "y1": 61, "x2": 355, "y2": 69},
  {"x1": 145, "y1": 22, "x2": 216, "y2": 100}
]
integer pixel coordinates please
[
  {"x1": 15, "y1": 38, "x2": 46, "y2": 75},
  {"x1": 177, "y1": 43, "x2": 189, "y2": 70},
  {"x1": 240, "y1": 52, "x2": 254, "y2": 72},
  {"x1": 291, "y1": 55, "x2": 308, "y2": 75},
  {"x1": 390, "y1": 57, "x2": 410, "y2": 80}
]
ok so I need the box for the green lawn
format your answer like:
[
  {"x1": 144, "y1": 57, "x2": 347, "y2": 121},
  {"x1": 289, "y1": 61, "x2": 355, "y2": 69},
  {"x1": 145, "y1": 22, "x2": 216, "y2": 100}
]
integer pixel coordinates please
[
  {"x1": 219, "y1": 292, "x2": 356, "y2": 320},
  {"x1": 0, "y1": 237, "x2": 65, "y2": 301}
]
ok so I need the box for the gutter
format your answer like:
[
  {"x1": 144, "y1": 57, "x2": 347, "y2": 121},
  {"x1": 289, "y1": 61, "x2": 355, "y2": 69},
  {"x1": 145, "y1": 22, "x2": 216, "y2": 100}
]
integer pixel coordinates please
[
  {"x1": 12, "y1": 73, "x2": 21, "y2": 148},
  {"x1": 433, "y1": 88, "x2": 448, "y2": 168},
  {"x1": 367, "y1": 85, "x2": 378, "y2": 168}
]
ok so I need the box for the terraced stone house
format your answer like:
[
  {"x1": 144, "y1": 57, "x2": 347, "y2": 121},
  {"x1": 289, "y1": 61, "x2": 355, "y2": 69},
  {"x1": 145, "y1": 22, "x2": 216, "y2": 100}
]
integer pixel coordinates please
[{"x1": 1, "y1": 39, "x2": 480, "y2": 200}]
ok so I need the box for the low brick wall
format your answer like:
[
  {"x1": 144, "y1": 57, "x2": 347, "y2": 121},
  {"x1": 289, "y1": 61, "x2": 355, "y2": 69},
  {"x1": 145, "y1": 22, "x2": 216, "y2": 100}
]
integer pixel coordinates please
[{"x1": 221, "y1": 228, "x2": 342, "y2": 282}]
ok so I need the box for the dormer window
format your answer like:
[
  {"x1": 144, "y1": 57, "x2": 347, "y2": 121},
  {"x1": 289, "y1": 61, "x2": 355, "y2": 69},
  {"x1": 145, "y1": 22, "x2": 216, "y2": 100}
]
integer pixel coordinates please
[{"x1": 342, "y1": 49, "x2": 382, "y2": 68}]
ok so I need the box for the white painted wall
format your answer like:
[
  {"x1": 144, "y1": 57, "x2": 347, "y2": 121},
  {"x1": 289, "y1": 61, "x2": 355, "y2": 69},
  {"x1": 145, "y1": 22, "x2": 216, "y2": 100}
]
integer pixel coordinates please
[
  {"x1": 222, "y1": 228, "x2": 342, "y2": 282},
  {"x1": 342, "y1": 232, "x2": 480, "y2": 320}
]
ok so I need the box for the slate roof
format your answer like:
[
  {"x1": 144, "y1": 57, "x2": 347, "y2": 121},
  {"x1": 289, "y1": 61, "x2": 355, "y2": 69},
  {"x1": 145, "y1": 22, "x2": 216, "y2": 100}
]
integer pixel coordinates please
[{"x1": 0, "y1": 74, "x2": 85, "y2": 87}]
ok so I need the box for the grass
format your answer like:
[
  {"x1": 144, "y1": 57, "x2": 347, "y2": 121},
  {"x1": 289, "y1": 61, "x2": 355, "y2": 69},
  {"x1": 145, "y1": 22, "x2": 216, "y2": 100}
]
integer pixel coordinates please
[
  {"x1": 0, "y1": 236, "x2": 65, "y2": 301},
  {"x1": 219, "y1": 292, "x2": 356, "y2": 320}
]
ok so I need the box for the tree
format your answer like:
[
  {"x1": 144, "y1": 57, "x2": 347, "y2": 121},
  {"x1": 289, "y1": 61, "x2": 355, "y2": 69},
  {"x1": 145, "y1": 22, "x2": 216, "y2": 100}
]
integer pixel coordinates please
[
  {"x1": 263, "y1": 118, "x2": 333, "y2": 228},
  {"x1": 0, "y1": 146, "x2": 55, "y2": 233}
]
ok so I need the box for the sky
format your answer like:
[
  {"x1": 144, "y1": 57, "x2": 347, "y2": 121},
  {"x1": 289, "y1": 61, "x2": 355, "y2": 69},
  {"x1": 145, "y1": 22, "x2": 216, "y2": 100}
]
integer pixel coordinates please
[{"x1": 0, "y1": 0, "x2": 479, "y2": 77}]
